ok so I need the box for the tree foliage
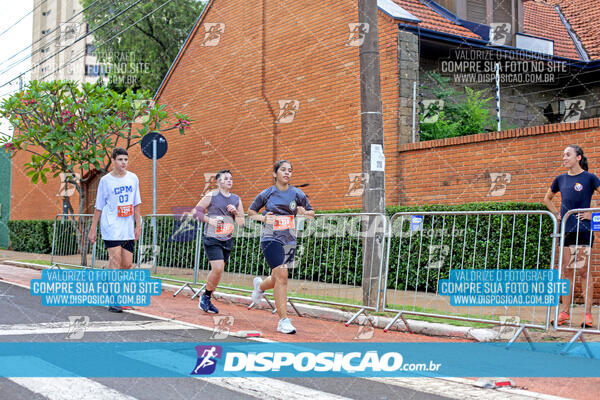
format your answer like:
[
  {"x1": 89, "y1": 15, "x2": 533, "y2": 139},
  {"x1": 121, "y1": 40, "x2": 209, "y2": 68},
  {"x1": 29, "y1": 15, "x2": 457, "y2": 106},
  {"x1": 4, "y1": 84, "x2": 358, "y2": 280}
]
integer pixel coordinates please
[
  {"x1": 82, "y1": 0, "x2": 205, "y2": 93},
  {"x1": 0, "y1": 80, "x2": 191, "y2": 214},
  {"x1": 419, "y1": 73, "x2": 497, "y2": 141}
]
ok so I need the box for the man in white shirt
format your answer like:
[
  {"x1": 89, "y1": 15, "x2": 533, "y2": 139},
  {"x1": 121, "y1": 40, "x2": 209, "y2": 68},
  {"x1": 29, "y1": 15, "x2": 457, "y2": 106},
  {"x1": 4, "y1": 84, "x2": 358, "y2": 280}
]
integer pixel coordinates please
[{"x1": 89, "y1": 147, "x2": 142, "y2": 312}]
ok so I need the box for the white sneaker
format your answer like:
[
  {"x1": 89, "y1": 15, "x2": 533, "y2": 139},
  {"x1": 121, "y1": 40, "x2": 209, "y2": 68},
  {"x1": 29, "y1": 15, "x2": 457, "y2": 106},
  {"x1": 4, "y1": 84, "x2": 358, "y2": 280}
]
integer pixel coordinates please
[
  {"x1": 251, "y1": 277, "x2": 264, "y2": 305},
  {"x1": 277, "y1": 318, "x2": 296, "y2": 334}
]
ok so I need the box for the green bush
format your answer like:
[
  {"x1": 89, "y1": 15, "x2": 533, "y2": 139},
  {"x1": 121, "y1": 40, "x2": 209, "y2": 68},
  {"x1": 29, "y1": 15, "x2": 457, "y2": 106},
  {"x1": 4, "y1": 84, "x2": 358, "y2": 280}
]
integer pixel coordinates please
[
  {"x1": 7, "y1": 220, "x2": 54, "y2": 253},
  {"x1": 9, "y1": 203, "x2": 556, "y2": 296},
  {"x1": 384, "y1": 202, "x2": 555, "y2": 292},
  {"x1": 419, "y1": 73, "x2": 497, "y2": 141},
  {"x1": 8, "y1": 218, "x2": 92, "y2": 256}
]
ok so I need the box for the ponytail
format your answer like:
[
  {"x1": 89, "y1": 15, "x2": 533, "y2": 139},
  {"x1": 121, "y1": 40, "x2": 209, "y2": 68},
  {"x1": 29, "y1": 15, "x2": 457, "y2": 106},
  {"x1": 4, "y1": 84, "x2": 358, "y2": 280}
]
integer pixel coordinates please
[{"x1": 568, "y1": 144, "x2": 588, "y2": 171}]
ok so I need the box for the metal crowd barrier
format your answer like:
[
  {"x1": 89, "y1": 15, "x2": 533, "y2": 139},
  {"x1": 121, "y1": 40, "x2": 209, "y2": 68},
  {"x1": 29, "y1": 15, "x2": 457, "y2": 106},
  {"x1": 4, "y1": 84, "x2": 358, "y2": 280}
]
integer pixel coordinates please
[
  {"x1": 382, "y1": 210, "x2": 558, "y2": 343},
  {"x1": 55, "y1": 209, "x2": 600, "y2": 342},
  {"x1": 554, "y1": 208, "x2": 600, "y2": 356},
  {"x1": 51, "y1": 213, "x2": 143, "y2": 269},
  {"x1": 139, "y1": 213, "x2": 388, "y2": 322},
  {"x1": 50, "y1": 214, "x2": 96, "y2": 269},
  {"x1": 137, "y1": 214, "x2": 205, "y2": 291}
]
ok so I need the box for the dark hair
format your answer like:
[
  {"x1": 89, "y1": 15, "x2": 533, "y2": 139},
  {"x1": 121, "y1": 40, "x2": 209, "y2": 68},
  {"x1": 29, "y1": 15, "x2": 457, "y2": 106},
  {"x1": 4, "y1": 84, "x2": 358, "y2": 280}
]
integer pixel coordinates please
[
  {"x1": 273, "y1": 160, "x2": 291, "y2": 174},
  {"x1": 111, "y1": 147, "x2": 128, "y2": 159},
  {"x1": 273, "y1": 160, "x2": 291, "y2": 182},
  {"x1": 567, "y1": 144, "x2": 588, "y2": 171},
  {"x1": 215, "y1": 169, "x2": 232, "y2": 180}
]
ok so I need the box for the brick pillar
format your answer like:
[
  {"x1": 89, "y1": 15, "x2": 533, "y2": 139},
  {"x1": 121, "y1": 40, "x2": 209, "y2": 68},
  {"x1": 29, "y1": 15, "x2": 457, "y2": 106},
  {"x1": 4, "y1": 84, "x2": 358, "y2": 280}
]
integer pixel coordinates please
[{"x1": 397, "y1": 29, "x2": 419, "y2": 145}]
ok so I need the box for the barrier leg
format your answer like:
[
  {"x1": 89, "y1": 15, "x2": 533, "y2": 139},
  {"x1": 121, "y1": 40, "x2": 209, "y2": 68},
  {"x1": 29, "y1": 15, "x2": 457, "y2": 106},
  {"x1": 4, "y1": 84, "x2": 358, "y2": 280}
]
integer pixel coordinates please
[
  {"x1": 561, "y1": 331, "x2": 594, "y2": 358},
  {"x1": 248, "y1": 296, "x2": 276, "y2": 311},
  {"x1": 345, "y1": 308, "x2": 368, "y2": 327},
  {"x1": 190, "y1": 283, "x2": 205, "y2": 300},
  {"x1": 288, "y1": 300, "x2": 302, "y2": 317},
  {"x1": 383, "y1": 311, "x2": 411, "y2": 333},
  {"x1": 506, "y1": 325, "x2": 535, "y2": 351},
  {"x1": 173, "y1": 282, "x2": 197, "y2": 297}
]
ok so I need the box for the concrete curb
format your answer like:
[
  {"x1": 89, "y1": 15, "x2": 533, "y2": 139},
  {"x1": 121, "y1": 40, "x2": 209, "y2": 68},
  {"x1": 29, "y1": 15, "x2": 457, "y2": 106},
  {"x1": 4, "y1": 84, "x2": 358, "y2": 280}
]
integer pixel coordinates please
[{"x1": 2, "y1": 260, "x2": 501, "y2": 341}]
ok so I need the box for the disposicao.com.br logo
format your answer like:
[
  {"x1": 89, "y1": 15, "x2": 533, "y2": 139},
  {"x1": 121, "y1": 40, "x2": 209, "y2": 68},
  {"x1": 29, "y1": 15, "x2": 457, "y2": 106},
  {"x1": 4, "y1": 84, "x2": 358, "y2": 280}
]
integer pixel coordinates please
[
  {"x1": 190, "y1": 345, "x2": 441, "y2": 376},
  {"x1": 224, "y1": 351, "x2": 441, "y2": 373}
]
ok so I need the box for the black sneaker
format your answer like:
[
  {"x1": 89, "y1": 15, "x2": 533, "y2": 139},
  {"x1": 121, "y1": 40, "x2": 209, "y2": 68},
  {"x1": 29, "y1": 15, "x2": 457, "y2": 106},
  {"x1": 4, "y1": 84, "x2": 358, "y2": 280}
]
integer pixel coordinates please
[
  {"x1": 108, "y1": 305, "x2": 123, "y2": 313},
  {"x1": 199, "y1": 294, "x2": 219, "y2": 314}
]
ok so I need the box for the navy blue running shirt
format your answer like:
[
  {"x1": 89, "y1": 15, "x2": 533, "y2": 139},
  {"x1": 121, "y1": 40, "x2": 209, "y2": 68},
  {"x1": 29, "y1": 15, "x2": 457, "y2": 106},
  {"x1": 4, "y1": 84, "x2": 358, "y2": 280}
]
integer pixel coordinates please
[
  {"x1": 249, "y1": 185, "x2": 313, "y2": 244},
  {"x1": 550, "y1": 171, "x2": 600, "y2": 232}
]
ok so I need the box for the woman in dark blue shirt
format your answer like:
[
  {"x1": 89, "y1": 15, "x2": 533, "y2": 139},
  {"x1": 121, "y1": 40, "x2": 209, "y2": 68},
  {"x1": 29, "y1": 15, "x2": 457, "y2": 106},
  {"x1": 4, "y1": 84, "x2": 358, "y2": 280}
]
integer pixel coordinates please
[
  {"x1": 544, "y1": 145, "x2": 600, "y2": 328},
  {"x1": 248, "y1": 160, "x2": 314, "y2": 334}
]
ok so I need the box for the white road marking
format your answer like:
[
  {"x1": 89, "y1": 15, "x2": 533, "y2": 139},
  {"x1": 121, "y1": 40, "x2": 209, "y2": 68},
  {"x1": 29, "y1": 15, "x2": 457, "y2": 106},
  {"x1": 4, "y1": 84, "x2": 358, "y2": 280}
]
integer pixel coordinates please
[
  {"x1": 368, "y1": 377, "x2": 569, "y2": 400},
  {"x1": 0, "y1": 320, "x2": 196, "y2": 336},
  {"x1": 123, "y1": 349, "x2": 350, "y2": 400},
  {"x1": 6, "y1": 358, "x2": 136, "y2": 400},
  {"x1": 196, "y1": 377, "x2": 352, "y2": 400}
]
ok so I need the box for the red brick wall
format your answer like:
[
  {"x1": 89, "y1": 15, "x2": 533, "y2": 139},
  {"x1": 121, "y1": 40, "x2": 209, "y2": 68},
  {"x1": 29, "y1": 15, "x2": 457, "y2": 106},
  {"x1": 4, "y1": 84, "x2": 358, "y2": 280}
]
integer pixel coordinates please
[
  {"x1": 397, "y1": 118, "x2": 600, "y2": 304},
  {"x1": 143, "y1": 1, "x2": 407, "y2": 213},
  {"x1": 9, "y1": 1, "x2": 600, "y2": 304},
  {"x1": 10, "y1": 149, "x2": 70, "y2": 220}
]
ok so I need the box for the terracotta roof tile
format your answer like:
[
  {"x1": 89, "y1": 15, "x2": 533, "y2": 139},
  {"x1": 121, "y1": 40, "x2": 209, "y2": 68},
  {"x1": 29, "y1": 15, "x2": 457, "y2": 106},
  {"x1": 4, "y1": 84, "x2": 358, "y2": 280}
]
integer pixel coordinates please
[
  {"x1": 539, "y1": 0, "x2": 600, "y2": 60},
  {"x1": 391, "y1": 0, "x2": 481, "y2": 39},
  {"x1": 390, "y1": 0, "x2": 593, "y2": 60},
  {"x1": 523, "y1": 0, "x2": 580, "y2": 59}
]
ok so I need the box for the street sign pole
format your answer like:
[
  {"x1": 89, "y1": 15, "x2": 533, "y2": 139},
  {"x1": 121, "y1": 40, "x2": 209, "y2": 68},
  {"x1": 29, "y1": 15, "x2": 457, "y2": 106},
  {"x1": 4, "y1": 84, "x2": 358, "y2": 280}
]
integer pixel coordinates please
[
  {"x1": 152, "y1": 138, "x2": 157, "y2": 273},
  {"x1": 140, "y1": 131, "x2": 168, "y2": 274}
]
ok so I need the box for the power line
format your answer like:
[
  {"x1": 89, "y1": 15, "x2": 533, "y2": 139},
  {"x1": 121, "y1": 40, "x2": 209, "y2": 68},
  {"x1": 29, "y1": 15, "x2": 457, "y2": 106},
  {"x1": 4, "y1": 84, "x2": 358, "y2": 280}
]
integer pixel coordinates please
[
  {"x1": 0, "y1": 0, "x2": 48, "y2": 40},
  {"x1": 39, "y1": 0, "x2": 178, "y2": 83},
  {"x1": 0, "y1": 0, "x2": 104, "y2": 72},
  {"x1": 0, "y1": 0, "x2": 146, "y2": 88}
]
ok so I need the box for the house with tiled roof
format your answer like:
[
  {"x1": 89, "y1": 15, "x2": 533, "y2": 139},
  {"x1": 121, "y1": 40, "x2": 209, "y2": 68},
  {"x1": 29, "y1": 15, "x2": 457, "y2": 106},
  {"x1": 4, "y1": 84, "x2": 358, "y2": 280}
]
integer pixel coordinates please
[
  {"x1": 10, "y1": 0, "x2": 600, "y2": 218},
  {"x1": 386, "y1": 0, "x2": 600, "y2": 134}
]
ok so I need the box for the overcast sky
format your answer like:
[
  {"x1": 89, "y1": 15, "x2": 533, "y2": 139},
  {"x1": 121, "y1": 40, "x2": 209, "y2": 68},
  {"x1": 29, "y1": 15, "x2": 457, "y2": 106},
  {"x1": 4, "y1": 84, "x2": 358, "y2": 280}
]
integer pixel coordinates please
[{"x1": 0, "y1": 0, "x2": 33, "y2": 139}]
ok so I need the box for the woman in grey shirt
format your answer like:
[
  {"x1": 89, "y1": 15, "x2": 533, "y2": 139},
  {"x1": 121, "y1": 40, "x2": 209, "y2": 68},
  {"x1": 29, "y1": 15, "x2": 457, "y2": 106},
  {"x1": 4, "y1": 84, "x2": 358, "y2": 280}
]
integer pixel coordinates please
[{"x1": 248, "y1": 160, "x2": 314, "y2": 334}]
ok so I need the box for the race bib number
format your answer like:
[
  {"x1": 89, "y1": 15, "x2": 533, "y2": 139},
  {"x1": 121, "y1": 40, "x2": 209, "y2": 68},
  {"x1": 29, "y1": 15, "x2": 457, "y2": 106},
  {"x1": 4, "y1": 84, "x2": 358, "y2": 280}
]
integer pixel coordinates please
[
  {"x1": 216, "y1": 223, "x2": 234, "y2": 235},
  {"x1": 568, "y1": 245, "x2": 590, "y2": 269},
  {"x1": 273, "y1": 215, "x2": 294, "y2": 231},
  {"x1": 117, "y1": 205, "x2": 133, "y2": 217}
]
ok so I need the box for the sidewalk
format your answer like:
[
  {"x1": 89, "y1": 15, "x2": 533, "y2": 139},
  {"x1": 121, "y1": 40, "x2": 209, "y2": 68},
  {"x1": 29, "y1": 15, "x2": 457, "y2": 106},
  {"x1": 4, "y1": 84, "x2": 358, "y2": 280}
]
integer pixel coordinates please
[
  {"x1": 2, "y1": 249, "x2": 590, "y2": 329},
  {"x1": 1, "y1": 261, "x2": 599, "y2": 399}
]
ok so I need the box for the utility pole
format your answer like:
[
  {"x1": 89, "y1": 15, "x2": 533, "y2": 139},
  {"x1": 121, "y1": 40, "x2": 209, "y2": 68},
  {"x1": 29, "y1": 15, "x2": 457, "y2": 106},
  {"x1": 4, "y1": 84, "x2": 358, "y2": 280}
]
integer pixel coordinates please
[{"x1": 359, "y1": 0, "x2": 385, "y2": 308}]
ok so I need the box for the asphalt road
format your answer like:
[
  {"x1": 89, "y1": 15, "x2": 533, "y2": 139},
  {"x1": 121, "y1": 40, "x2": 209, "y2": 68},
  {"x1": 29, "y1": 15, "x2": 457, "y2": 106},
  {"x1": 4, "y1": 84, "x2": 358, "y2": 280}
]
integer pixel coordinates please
[{"x1": 1, "y1": 278, "x2": 556, "y2": 400}]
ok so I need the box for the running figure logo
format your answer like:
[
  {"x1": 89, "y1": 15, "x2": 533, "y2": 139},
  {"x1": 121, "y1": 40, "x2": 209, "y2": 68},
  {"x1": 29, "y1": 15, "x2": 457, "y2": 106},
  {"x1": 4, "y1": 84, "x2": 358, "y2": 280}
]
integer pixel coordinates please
[
  {"x1": 200, "y1": 23, "x2": 225, "y2": 46},
  {"x1": 489, "y1": 23, "x2": 511, "y2": 46},
  {"x1": 57, "y1": 173, "x2": 81, "y2": 197},
  {"x1": 133, "y1": 99, "x2": 154, "y2": 124},
  {"x1": 562, "y1": 100, "x2": 585, "y2": 123},
  {"x1": 58, "y1": 22, "x2": 83, "y2": 47},
  {"x1": 488, "y1": 173, "x2": 511, "y2": 197},
  {"x1": 275, "y1": 100, "x2": 300, "y2": 123},
  {"x1": 201, "y1": 173, "x2": 219, "y2": 196},
  {"x1": 421, "y1": 100, "x2": 444, "y2": 123},
  {"x1": 354, "y1": 316, "x2": 377, "y2": 340},
  {"x1": 139, "y1": 245, "x2": 160, "y2": 269},
  {"x1": 345, "y1": 173, "x2": 367, "y2": 197},
  {"x1": 65, "y1": 316, "x2": 89, "y2": 340},
  {"x1": 191, "y1": 345, "x2": 223, "y2": 375},
  {"x1": 346, "y1": 23, "x2": 369, "y2": 46},
  {"x1": 210, "y1": 316, "x2": 234, "y2": 339}
]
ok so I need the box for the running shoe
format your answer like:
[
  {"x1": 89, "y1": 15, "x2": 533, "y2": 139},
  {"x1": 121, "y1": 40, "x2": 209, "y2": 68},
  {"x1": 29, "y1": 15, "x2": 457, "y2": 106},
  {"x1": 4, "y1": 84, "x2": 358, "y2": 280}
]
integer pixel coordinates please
[
  {"x1": 552, "y1": 311, "x2": 570, "y2": 326},
  {"x1": 108, "y1": 305, "x2": 123, "y2": 313},
  {"x1": 251, "y1": 277, "x2": 264, "y2": 305},
  {"x1": 582, "y1": 313, "x2": 594, "y2": 328},
  {"x1": 277, "y1": 318, "x2": 296, "y2": 334},
  {"x1": 199, "y1": 294, "x2": 219, "y2": 314}
]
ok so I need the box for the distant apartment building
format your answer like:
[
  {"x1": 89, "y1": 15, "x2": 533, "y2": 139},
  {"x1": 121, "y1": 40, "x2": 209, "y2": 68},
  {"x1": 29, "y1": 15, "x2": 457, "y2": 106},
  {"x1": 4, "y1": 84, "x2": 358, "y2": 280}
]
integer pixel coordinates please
[{"x1": 31, "y1": 0, "x2": 105, "y2": 83}]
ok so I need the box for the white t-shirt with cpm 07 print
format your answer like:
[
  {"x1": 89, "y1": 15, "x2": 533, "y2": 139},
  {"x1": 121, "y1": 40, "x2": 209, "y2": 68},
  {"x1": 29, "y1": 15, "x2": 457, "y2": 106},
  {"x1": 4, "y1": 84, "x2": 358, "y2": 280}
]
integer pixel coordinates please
[{"x1": 94, "y1": 171, "x2": 142, "y2": 240}]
